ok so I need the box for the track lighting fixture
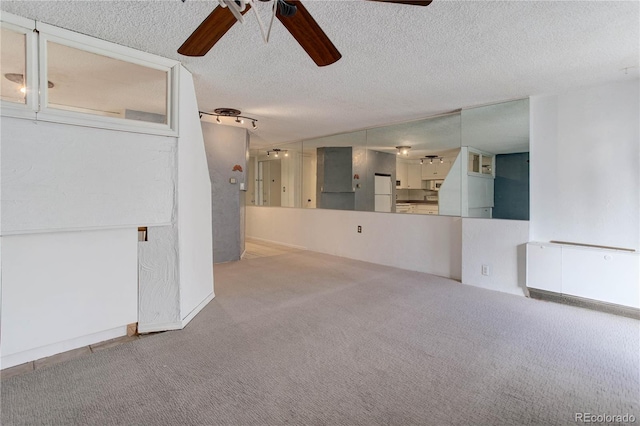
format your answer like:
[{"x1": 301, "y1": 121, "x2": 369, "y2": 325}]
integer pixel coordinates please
[
  {"x1": 266, "y1": 148, "x2": 288, "y2": 158},
  {"x1": 199, "y1": 108, "x2": 257, "y2": 130},
  {"x1": 424, "y1": 155, "x2": 439, "y2": 165}
]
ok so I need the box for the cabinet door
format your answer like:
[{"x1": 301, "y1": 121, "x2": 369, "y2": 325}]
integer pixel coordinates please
[
  {"x1": 407, "y1": 164, "x2": 422, "y2": 188},
  {"x1": 526, "y1": 243, "x2": 562, "y2": 293},
  {"x1": 396, "y1": 160, "x2": 408, "y2": 188}
]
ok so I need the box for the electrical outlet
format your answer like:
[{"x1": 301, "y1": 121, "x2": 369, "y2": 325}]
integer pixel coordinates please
[
  {"x1": 482, "y1": 264, "x2": 490, "y2": 276},
  {"x1": 357, "y1": 225, "x2": 362, "y2": 233}
]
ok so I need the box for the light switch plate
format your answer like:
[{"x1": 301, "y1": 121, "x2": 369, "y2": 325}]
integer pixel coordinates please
[{"x1": 229, "y1": 178, "x2": 237, "y2": 184}]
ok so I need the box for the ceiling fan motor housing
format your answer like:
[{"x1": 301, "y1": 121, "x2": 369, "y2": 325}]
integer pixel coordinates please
[{"x1": 277, "y1": 0, "x2": 297, "y2": 17}]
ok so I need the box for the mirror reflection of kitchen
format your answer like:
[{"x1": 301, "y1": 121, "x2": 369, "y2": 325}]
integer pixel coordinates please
[
  {"x1": 367, "y1": 111, "x2": 463, "y2": 216},
  {"x1": 246, "y1": 97, "x2": 529, "y2": 221}
]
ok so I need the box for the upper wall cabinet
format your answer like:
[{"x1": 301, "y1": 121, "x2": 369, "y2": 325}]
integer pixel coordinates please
[{"x1": 0, "y1": 13, "x2": 180, "y2": 136}]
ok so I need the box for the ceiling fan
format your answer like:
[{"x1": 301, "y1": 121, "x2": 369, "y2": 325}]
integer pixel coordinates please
[{"x1": 178, "y1": 0, "x2": 432, "y2": 67}]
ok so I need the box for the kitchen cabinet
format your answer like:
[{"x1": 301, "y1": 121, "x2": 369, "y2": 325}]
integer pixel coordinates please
[
  {"x1": 407, "y1": 164, "x2": 422, "y2": 189},
  {"x1": 467, "y1": 149, "x2": 495, "y2": 177},
  {"x1": 421, "y1": 158, "x2": 452, "y2": 179},
  {"x1": 415, "y1": 204, "x2": 438, "y2": 215},
  {"x1": 396, "y1": 160, "x2": 408, "y2": 188},
  {"x1": 395, "y1": 203, "x2": 412, "y2": 213}
]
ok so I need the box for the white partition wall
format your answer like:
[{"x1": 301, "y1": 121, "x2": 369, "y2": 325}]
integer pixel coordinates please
[
  {"x1": 1, "y1": 33, "x2": 214, "y2": 365},
  {"x1": 247, "y1": 206, "x2": 463, "y2": 280},
  {"x1": 177, "y1": 68, "x2": 215, "y2": 323}
]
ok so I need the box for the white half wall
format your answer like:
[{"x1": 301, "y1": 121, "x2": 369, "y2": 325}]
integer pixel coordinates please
[
  {"x1": 1, "y1": 229, "x2": 138, "y2": 368},
  {"x1": 247, "y1": 206, "x2": 462, "y2": 280},
  {"x1": 461, "y1": 218, "x2": 529, "y2": 296},
  {"x1": 1, "y1": 117, "x2": 176, "y2": 235},
  {"x1": 177, "y1": 67, "x2": 214, "y2": 322},
  {"x1": 530, "y1": 79, "x2": 640, "y2": 251}
]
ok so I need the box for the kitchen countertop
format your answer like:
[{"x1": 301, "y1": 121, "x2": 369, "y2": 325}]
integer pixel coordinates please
[{"x1": 396, "y1": 200, "x2": 438, "y2": 205}]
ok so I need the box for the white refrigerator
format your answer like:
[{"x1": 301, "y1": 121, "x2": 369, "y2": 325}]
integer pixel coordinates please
[{"x1": 374, "y1": 175, "x2": 392, "y2": 212}]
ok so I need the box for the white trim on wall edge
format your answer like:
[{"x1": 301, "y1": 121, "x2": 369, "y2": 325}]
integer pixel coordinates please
[
  {"x1": 180, "y1": 292, "x2": 215, "y2": 327},
  {"x1": 138, "y1": 292, "x2": 215, "y2": 334},
  {"x1": 0, "y1": 222, "x2": 172, "y2": 237},
  {"x1": 1, "y1": 326, "x2": 126, "y2": 369}
]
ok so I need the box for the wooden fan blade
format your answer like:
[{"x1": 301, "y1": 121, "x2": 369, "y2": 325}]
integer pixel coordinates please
[
  {"x1": 276, "y1": 1, "x2": 341, "y2": 67},
  {"x1": 178, "y1": 5, "x2": 251, "y2": 56},
  {"x1": 367, "y1": 0, "x2": 432, "y2": 5}
]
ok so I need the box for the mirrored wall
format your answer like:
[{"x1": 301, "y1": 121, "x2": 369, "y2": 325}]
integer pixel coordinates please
[{"x1": 246, "y1": 98, "x2": 529, "y2": 220}]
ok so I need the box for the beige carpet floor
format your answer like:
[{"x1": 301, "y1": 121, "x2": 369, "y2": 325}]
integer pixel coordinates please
[{"x1": 1, "y1": 249, "x2": 638, "y2": 425}]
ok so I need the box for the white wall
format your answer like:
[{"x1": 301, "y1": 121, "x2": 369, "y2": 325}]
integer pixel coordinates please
[
  {"x1": 135, "y1": 67, "x2": 215, "y2": 333},
  {"x1": 530, "y1": 79, "x2": 639, "y2": 251},
  {"x1": 247, "y1": 206, "x2": 462, "y2": 280},
  {"x1": 177, "y1": 67, "x2": 214, "y2": 322},
  {"x1": 0, "y1": 66, "x2": 214, "y2": 366},
  {"x1": 1, "y1": 113, "x2": 177, "y2": 367},
  {"x1": 1, "y1": 117, "x2": 176, "y2": 234},
  {"x1": 1, "y1": 229, "x2": 138, "y2": 368},
  {"x1": 461, "y1": 218, "x2": 529, "y2": 296}
]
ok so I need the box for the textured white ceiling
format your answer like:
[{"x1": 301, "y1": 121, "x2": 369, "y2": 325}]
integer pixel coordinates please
[{"x1": 1, "y1": 0, "x2": 638, "y2": 148}]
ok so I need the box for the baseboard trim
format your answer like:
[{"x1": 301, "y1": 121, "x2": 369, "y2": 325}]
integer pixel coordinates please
[
  {"x1": 1, "y1": 326, "x2": 126, "y2": 369},
  {"x1": 528, "y1": 288, "x2": 640, "y2": 320},
  {"x1": 137, "y1": 321, "x2": 183, "y2": 334},
  {"x1": 181, "y1": 292, "x2": 215, "y2": 328},
  {"x1": 246, "y1": 236, "x2": 307, "y2": 251},
  {"x1": 138, "y1": 292, "x2": 215, "y2": 334}
]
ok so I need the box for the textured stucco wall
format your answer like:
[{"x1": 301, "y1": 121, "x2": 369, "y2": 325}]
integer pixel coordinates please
[
  {"x1": 138, "y1": 225, "x2": 180, "y2": 329},
  {"x1": 201, "y1": 122, "x2": 248, "y2": 263}
]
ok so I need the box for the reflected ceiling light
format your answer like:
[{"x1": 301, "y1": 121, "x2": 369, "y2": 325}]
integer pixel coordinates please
[
  {"x1": 267, "y1": 148, "x2": 288, "y2": 158},
  {"x1": 4, "y1": 73, "x2": 55, "y2": 90},
  {"x1": 396, "y1": 146, "x2": 411, "y2": 156},
  {"x1": 199, "y1": 107, "x2": 258, "y2": 130}
]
